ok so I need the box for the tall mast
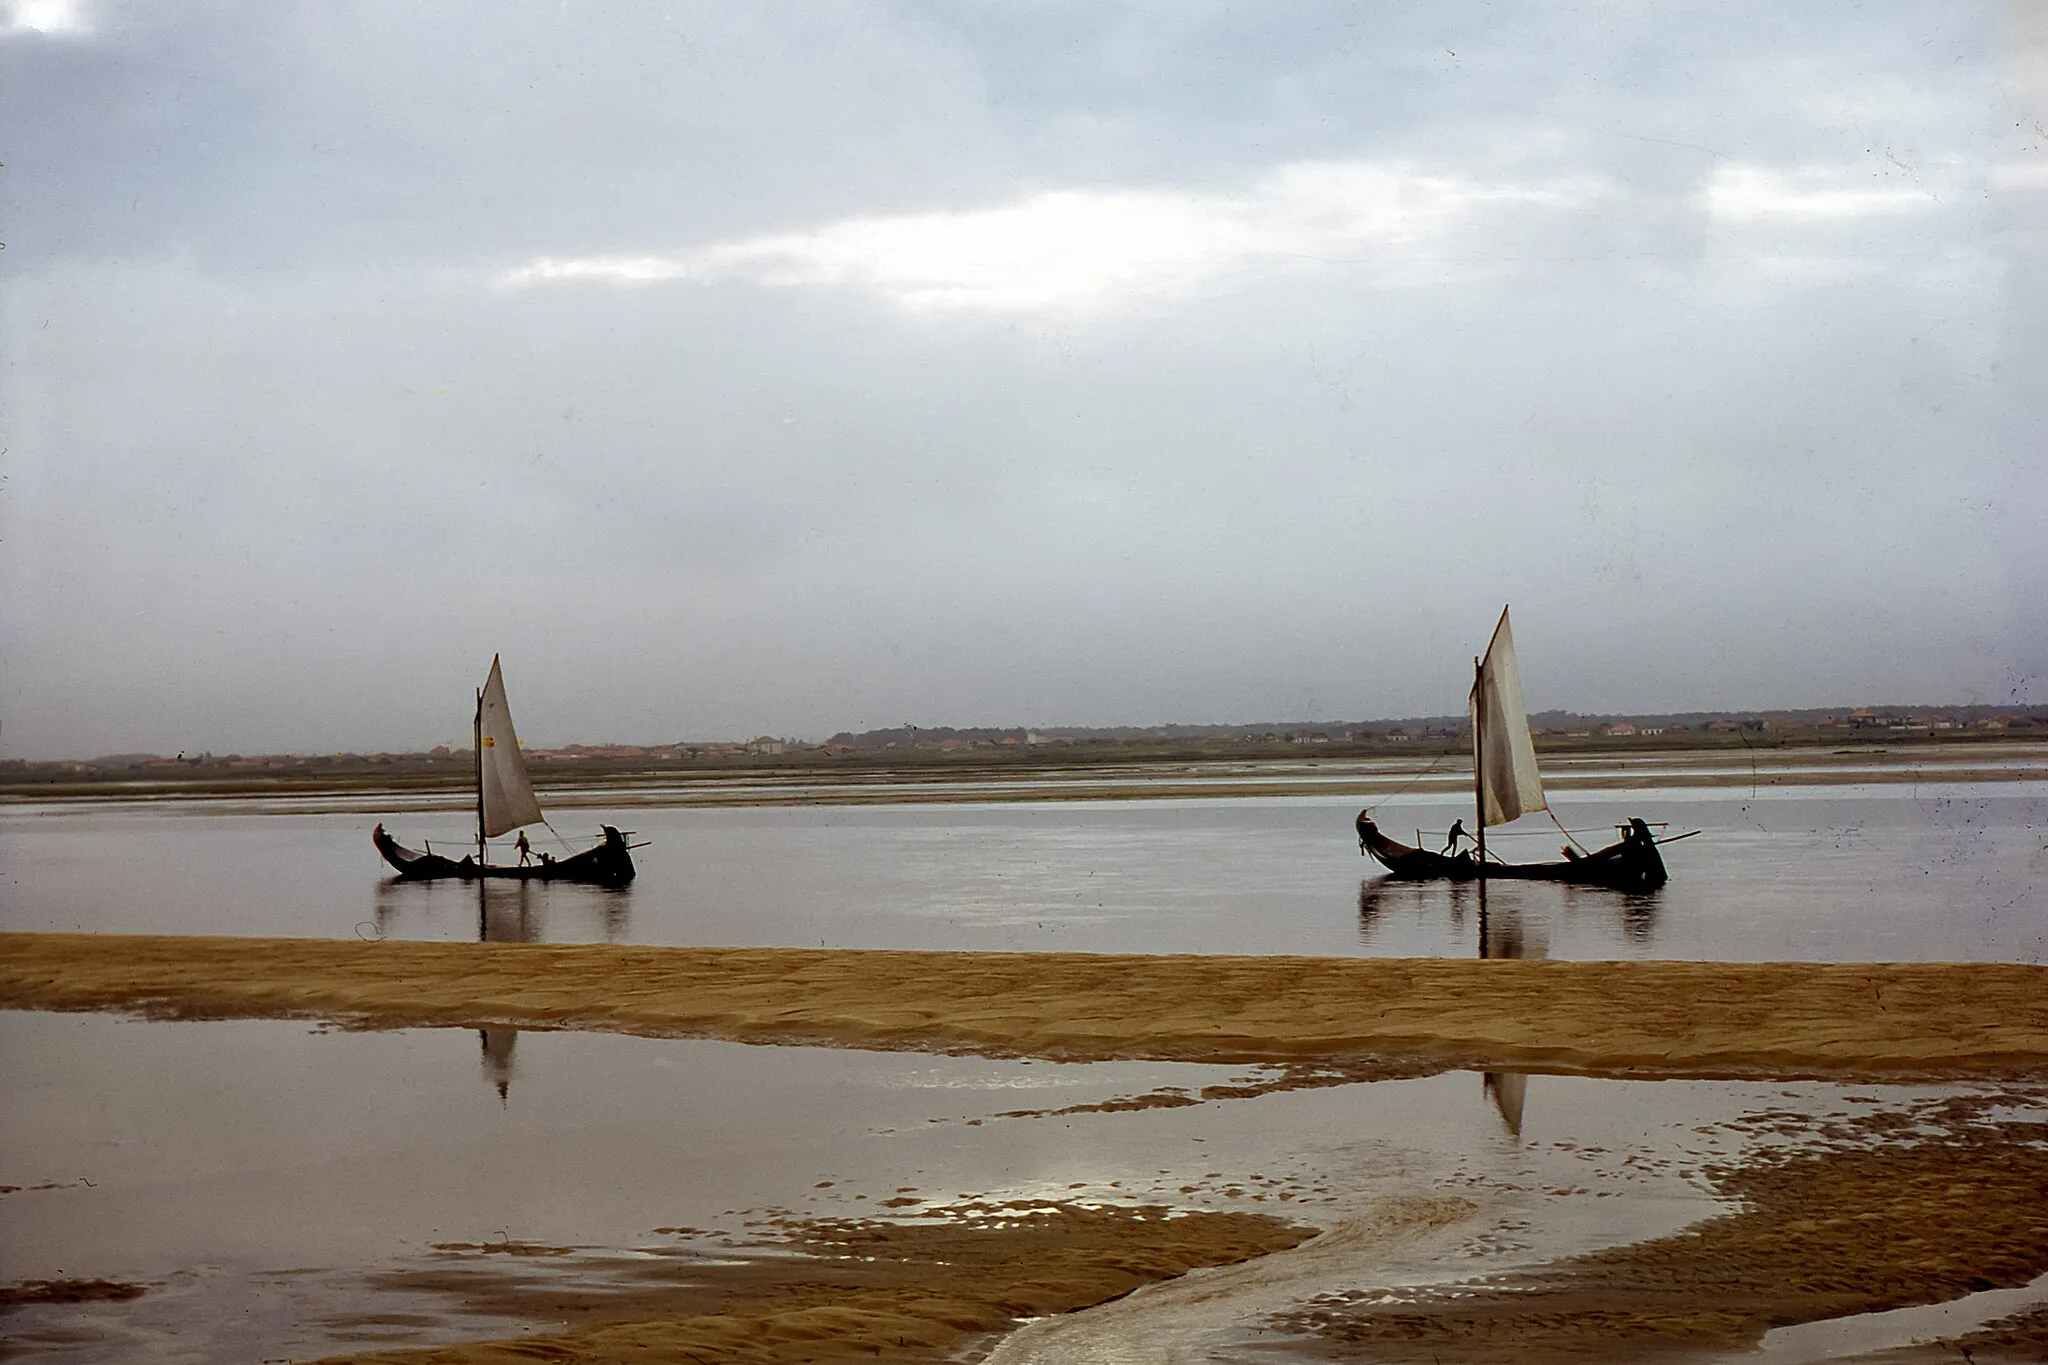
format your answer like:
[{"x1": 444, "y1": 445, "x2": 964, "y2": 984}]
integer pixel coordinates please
[
  {"x1": 1473, "y1": 654, "x2": 1487, "y2": 878},
  {"x1": 474, "y1": 687, "x2": 486, "y2": 867}
]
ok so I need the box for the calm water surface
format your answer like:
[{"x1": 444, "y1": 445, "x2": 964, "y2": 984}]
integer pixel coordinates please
[
  {"x1": 3, "y1": 784, "x2": 2044, "y2": 960},
  {"x1": 3, "y1": 776, "x2": 2044, "y2": 1361},
  {"x1": 9, "y1": 1010, "x2": 2030, "y2": 1364}
]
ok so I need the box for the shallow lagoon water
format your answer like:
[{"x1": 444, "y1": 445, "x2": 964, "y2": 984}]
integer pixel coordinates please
[
  {"x1": 3, "y1": 769, "x2": 2045, "y2": 1361},
  {"x1": 7, "y1": 1009, "x2": 2028, "y2": 1364},
  {"x1": 4, "y1": 784, "x2": 2044, "y2": 961}
]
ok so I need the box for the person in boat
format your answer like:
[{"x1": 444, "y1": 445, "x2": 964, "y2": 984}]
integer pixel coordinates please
[
  {"x1": 1442, "y1": 819, "x2": 1470, "y2": 855},
  {"x1": 515, "y1": 831, "x2": 533, "y2": 866}
]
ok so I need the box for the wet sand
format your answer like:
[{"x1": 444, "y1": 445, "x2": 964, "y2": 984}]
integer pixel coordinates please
[
  {"x1": 290, "y1": 1095, "x2": 2048, "y2": 1365},
  {"x1": 8, "y1": 740, "x2": 2042, "y2": 811},
  {"x1": 1916, "y1": 1305, "x2": 2048, "y2": 1362},
  {"x1": 0, "y1": 1278, "x2": 147, "y2": 1311},
  {"x1": 308, "y1": 759, "x2": 2048, "y2": 811},
  {"x1": 318, "y1": 1201, "x2": 1317, "y2": 1364},
  {"x1": 4, "y1": 933, "x2": 2046, "y2": 1079},
  {"x1": 1278, "y1": 1092, "x2": 2048, "y2": 1362},
  {"x1": 8, "y1": 934, "x2": 2046, "y2": 1362}
]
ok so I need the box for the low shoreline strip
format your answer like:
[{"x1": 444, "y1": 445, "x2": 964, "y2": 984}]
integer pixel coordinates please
[{"x1": 3, "y1": 933, "x2": 2044, "y2": 1079}]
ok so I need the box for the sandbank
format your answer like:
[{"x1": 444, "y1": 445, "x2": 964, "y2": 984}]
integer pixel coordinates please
[
  {"x1": 7, "y1": 739, "x2": 2041, "y2": 811},
  {"x1": 4, "y1": 933, "x2": 2045, "y2": 1079},
  {"x1": 1280, "y1": 1092, "x2": 2048, "y2": 1361},
  {"x1": 295, "y1": 1094, "x2": 2048, "y2": 1365},
  {"x1": 317, "y1": 1201, "x2": 1316, "y2": 1365}
]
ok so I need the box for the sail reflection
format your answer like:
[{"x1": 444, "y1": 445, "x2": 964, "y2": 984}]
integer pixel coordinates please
[
  {"x1": 479, "y1": 1020, "x2": 518, "y2": 1103},
  {"x1": 475, "y1": 882, "x2": 541, "y2": 1103},
  {"x1": 479, "y1": 880, "x2": 543, "y2": 946},
  {"x1": 1478, "y1": 887, "x2": 1546, "y2": 1139},
  {"x1": 371, "y1": 875, "x2": 633, "y2": 1102}
]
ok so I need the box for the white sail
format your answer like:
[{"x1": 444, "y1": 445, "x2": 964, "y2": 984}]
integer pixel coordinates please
[
  {"x1": 477, "y1": 655, "x2": 544, "y2": 837},
  {"x1": 1468, "y1": 607, "x2": 1547, "y2": 827}
]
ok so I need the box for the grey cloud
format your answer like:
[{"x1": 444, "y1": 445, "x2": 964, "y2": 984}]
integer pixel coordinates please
[{"x1": 1, "y1": 1, "x2": 2040, "y2": 757}]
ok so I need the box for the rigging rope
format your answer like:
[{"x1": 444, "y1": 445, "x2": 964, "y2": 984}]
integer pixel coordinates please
[
  {"x1": 1549, "y1": 807, "x2": 1592, "y2": 855},
  {"x1": 1408, "y1": 821, "x2": 1664, "y2": 840},
  {"x1": 1358, "y1": 737, "x2": 1465, "y2": 814},
  {"x1": 1363, "y1": 732, "x2": 1665, "y2": 858}
]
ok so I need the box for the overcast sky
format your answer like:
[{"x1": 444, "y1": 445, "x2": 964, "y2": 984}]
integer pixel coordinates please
[{"x1": 2, "y1": 1, "x2": 2043, "y2": 757}]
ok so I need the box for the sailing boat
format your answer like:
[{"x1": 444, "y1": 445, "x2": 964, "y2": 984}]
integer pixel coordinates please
[
  {"x1": 372, "y1": 656, "x2": 637, "y2": 886},
  {"x1": 1354, "y1": 608, "x2": 1669, "y2": 891}
]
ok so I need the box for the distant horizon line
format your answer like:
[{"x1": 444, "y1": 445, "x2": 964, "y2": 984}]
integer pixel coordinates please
[{"x1": 13, "y1": 700, "x2": 2045, "y2": 766}]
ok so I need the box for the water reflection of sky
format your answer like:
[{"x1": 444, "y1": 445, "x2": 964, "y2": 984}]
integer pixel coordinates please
[
  {"x1": 5, "y1": 1009, "x2": 2019, "y2": 1364},
  {"x1": 6, "y1": 774, "x2": 2045, "y2": 1361},
  {"x1": 4, "y1": 787, "x2": 2042, "y2": 962}
]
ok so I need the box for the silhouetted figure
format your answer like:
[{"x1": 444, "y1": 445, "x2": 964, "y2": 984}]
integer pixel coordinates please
[
  {"x1": 1443, "y1": 819, "x2": 1470, "y2": 855},
  {"x1": 515, "y1": 830, "x2": 533, "y2": 866}
]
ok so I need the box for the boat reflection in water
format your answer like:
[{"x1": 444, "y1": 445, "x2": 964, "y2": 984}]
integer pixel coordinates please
[
  {"x1": 370, "y1": 877, "x2": 634, "y2": 1102},
  {"x1": 1355, "y1": 877, "x2": 1662, "y2": 1139},
  {"x1": 1353, "y1": 876, "x2": 1659, "y2": 959}
]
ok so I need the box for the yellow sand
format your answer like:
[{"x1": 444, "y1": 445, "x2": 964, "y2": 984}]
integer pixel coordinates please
[{"x1": 4, "y1": 933, "x2": 2045, "y2": 1078}]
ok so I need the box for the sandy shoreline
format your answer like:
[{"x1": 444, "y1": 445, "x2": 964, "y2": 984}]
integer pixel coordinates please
[
  {"x1": 7, "y1": 934, "x2": 2046, "y2": 1362},
  {"x1": 1279, "y1": 1091, "x2": 2048, "y2": 1362},
  {"x1": 317, "y1": 1201, "x2": 1322, "y2": 1365},
  {"x1": 5, "y1": 741, "x2": 2042, "y2": 811},
  {"x1": 4, "y1": 933, "x2": 2045, "y2": 1080}
]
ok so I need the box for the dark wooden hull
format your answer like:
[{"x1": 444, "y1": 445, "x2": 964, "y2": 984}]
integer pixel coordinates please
[
  {"x1": 373, "y1": 823, "x2": 636, "y2": 887},
  {"x1": 1355, "y1": 816, "x2": 1667, "y2": 891}
]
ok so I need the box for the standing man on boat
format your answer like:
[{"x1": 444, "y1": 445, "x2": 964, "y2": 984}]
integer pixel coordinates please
[
  {"x1": 515, "y1": 830, "x2": 533, "y2": 866},
  {"x1": 1442, "y1": 819, "x2": 1470, "y2": 855}
]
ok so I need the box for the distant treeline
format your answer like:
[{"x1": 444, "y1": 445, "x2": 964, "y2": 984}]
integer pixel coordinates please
[
  {"x1": 4, "y1": 703, "x2": 2043, "y2": 780},
  {"x1": 821, "y1": 703, "x2": 2043, "y2": 752}
]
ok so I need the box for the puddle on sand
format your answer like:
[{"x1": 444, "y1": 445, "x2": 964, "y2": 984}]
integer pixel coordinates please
[
  {"x1": 1752, "y1": 1268, "x2": 2048, "y2": 1361},
  {"x1": 7, "y1": 1010, "x2": 2042, "y2": 1363}
]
